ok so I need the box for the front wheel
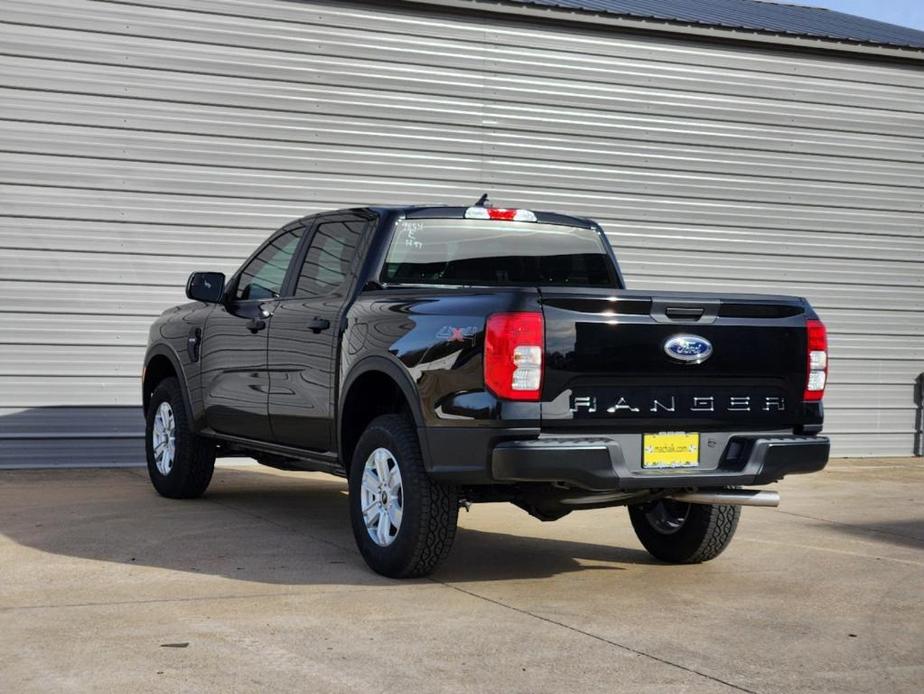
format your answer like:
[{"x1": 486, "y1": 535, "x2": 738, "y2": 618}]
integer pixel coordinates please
[
  {"x1": 628, "y1": 497, "x2": 740, "y2": 564},
  {"x1": 145, "y1": 377, "x2": 216, "y2": 499},
  {"x1": 348, "y1": 414, "x2": 459, "y2": 578}
]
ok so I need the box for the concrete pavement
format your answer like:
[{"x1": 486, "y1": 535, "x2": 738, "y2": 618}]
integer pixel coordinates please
[{"x1": 0, "y1": 458, "x2": 921, "y2": 693}]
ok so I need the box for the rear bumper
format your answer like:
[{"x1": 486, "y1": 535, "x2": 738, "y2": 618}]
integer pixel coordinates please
[{"x1": 490, "y1": 434, "x2": 829, "y2": 491}]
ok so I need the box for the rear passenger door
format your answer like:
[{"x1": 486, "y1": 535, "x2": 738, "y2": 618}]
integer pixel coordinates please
[{"x1": 267, "y1": 211, "x2": 375, "y2": 452}]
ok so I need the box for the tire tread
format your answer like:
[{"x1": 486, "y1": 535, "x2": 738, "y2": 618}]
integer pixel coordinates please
[{"x1": 687, "y1": 503, "x2": 739, "y2": 563}]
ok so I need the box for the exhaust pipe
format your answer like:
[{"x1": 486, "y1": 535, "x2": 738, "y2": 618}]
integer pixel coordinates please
[{"x1": 666, "y1": 489, "x2": 780, "y2": 508}]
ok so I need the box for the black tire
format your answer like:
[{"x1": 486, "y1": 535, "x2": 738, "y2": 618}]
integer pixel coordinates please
[
  {"x1": 145, "y1": 377, "x2": 216, "y2": 499},
  {"x1": 628, "y1": 497, "x2": 740, "y2": 564},
  {"x1": 348, "y1": 414, "x2": 458, "y2": 578}
]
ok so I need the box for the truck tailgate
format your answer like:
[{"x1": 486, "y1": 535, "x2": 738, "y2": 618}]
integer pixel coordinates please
[{"x1": 539, "y1": 288, "x2": 810, "y2": 432}]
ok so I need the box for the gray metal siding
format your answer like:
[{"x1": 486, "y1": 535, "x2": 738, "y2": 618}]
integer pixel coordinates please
[{"x1": 0, "y1": 0, "x2": 921, "y2": 465}]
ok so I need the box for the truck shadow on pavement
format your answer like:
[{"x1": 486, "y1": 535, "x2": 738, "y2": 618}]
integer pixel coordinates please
[
  {"x1": 816, "y1": 518, "x2": 924, "y2": 552},
  {"x1": 0, "y1": 466, "x2": 655, "y2": 588}
]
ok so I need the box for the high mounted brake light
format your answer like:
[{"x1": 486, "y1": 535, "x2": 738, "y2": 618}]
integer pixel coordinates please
[
  {"x1": 803, "y1": 319, "x2": 828, "y2": 402},
  {"x1": 465, "y1": 207, "x2": 537, "y2": 222},
  {"x1": 484, "y1": 312, "x2": 544, "y2": 401}
]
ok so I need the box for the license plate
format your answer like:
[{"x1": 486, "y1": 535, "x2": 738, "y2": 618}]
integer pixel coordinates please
[{"x1": 643, "y1": 432, "x2": 700, "y2": 469}]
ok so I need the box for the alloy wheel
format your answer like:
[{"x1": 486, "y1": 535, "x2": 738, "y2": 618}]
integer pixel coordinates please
[
  {"x1": 360, "y1": 447, "x2": 404, "y2": 547},
  {"x1": 152, "y1": 401, "x2": 176, "y2": 476}
]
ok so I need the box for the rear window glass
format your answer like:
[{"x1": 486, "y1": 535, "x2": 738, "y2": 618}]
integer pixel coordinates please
[{"x1": 382, "y1": 218, "x2": 618, "y2": 287}]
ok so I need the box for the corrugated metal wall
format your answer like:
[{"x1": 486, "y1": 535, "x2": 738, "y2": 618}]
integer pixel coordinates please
[{"x1": 1, "y1": 0, "x2": 922, "y2": 466}]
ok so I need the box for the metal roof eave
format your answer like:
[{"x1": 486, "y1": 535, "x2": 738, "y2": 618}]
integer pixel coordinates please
[{"x1": 393, "y1": 0, "x2": 924, "y2": 63}]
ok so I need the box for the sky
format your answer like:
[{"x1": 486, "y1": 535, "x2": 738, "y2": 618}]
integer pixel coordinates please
[{"x1": 782, "y1": 0, "x2": 924, "y2": 31}]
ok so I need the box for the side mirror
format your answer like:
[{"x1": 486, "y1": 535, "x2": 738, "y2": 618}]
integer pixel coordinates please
[{"x1": 186, "y1": 272, "x2": 225, "y2": 303}]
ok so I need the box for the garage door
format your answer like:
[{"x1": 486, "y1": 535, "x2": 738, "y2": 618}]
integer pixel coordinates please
[{"x1": 1, "y1": 0, "x2": 922, "y2": 465}]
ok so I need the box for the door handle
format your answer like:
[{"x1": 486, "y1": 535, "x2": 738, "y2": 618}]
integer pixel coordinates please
[
  {"x1": 246, "y1": 318, "x2": 267, "y2": 333},
  {"x1": 307, "y1": 317, "x2": 330, "y2": 334}
]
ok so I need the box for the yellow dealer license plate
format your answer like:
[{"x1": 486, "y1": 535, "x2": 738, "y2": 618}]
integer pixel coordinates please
[{"x1": 643, "y1": 432, "x2": 700, "y2": 469}]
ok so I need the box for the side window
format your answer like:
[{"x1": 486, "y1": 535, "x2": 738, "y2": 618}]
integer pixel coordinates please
[
  {"x1": 235, "y1": 227, "x2": 303, "y2": 301},
  {"x1": 295, "y1": 218, "x2": 368, "y2": 297}
]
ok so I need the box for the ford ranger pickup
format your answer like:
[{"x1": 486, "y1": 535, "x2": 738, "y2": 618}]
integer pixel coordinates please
[{"x1": 142, "y1": 201, "x2": 830, "y2": 577}]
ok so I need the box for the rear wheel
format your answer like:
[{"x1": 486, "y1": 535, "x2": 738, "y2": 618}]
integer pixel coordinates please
[
  {"x1": 348, "y1": 414, "x2": 458, "y2": 578},
  {"x1": 145, "y1": 377, "x2": 216, "y2": 499},
  {"x1": 628, "y1": 497, "x2": 740, "y2": 563}
]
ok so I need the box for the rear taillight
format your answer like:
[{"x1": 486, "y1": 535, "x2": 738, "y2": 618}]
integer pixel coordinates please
[
  {"x1": 804, "y1": 319, "x2": 827, "y2": 402},
  {"x1": 484, "y1": 312, "x2": 544, "y2": 401}
]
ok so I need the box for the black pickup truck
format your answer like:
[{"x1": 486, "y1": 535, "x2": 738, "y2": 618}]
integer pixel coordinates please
[{"x1": 142, "y1": 201, "x2": 830, "y2": 577}]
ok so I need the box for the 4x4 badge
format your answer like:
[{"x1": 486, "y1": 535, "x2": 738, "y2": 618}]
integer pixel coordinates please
[{"x1": 437, "y1": 325, "x2": 477, "y2": 343}]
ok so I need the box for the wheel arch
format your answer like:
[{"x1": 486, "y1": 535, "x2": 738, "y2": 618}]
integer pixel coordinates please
[
  {"x1": 338, "y1": 356, "x2": 427, "y2": 473},
  {"x1": 142, "y1": 345, "x2": 193, "y2": 420}
]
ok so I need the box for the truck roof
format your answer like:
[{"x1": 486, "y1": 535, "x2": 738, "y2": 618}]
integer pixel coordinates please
[{"x1": 359, "y1": 204, "x2": 600, "y2": 230}]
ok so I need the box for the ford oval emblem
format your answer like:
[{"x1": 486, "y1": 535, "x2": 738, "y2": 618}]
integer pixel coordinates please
[{"x1": 664, "y1": 335, "x2": 713, "y2": 364}]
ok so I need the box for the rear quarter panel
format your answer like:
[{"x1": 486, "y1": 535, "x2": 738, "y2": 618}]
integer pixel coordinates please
[{"x1": 341, "y1": 288, "x2": 542, "y2": 429}]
